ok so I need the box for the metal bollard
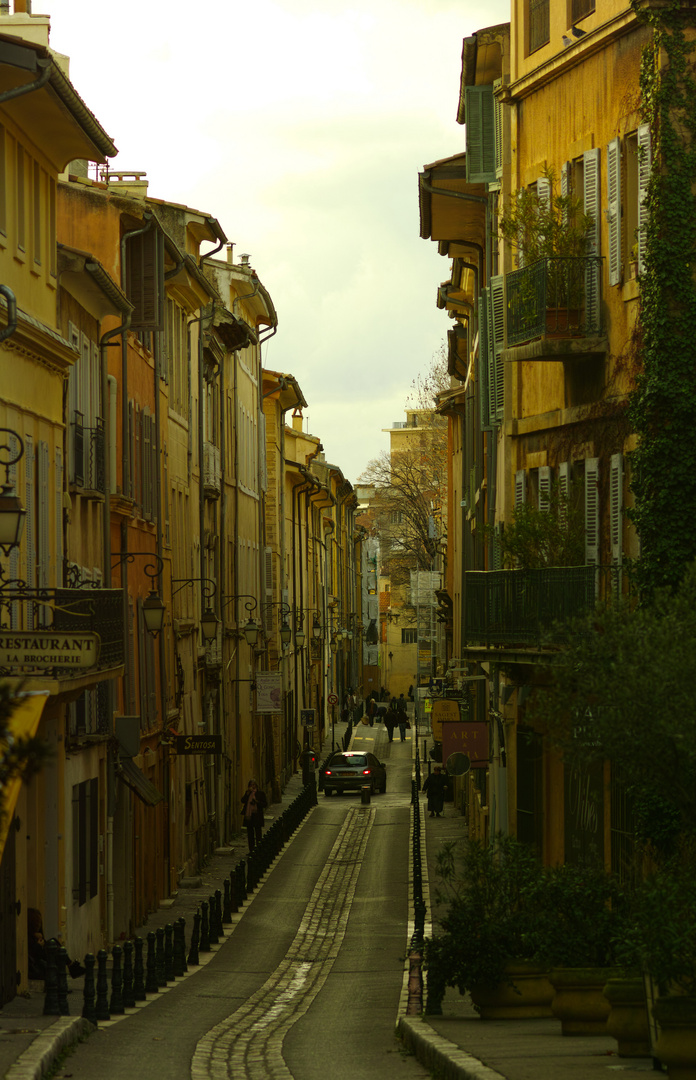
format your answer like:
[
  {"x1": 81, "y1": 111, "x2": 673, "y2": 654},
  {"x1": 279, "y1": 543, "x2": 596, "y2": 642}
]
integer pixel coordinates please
[
  {"x1": 82, "y1": 953, "x2": 97, "y2": 1025},
  {"x1": 109, "y1": 943, "x2": 124, "y2": 1014},
  {"x1": 95, "y1": 948, "x2": 111, "y2": 1020},
  {"x1": 361, "y1": 784, "x2": 371, "y2": 805},
  {"x1": 122, "y1": 940, "x2": 136, "y2": 1008},
  {"x1": 43, "y1": 939, "x2": 61, "y2": 1016},
  {"x1": 133, "y1": 937, "x2": 146, "y2": 1000},
  {"x1": 145, "y1": 931, "x2": 158, "y2": 994}
]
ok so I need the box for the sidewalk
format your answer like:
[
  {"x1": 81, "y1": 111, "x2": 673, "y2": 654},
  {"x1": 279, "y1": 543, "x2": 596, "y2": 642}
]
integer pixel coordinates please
[
  {"x1": 0, "y1": 715, "x2": 661, "y2": 1080},
  {"x1": 399, "y1": 725, "x2": 658, "y2": 1080}
]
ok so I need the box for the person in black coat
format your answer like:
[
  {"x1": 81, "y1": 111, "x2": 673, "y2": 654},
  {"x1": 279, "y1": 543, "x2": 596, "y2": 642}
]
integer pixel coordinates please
[
  {"x1": 241, "y1": 779, "x2": 268, "y2": 852},
  {"x1": 422, "y1": 766, "x2": 448, "y2": 817}
]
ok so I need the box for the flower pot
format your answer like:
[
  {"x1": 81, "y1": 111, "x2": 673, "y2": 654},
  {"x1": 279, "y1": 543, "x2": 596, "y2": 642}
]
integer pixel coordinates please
[
  {"x1": 653, "y1": 995, "x2": 696, "y2": 1080},
  {"x1": 470, "y1": 961, "x2": 555, "y2": 1020},
  {"x1": 603, "y1": 975, "x2": 651, "y2": 1058},
  {"x1": 550, "y1": 967, "x2": 615, "y2": 1035}
]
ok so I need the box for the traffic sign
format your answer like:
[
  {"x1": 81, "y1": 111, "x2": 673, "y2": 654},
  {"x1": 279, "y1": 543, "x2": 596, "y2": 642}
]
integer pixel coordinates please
[{"x1": 328, "y1": 693, "x2": 338, "y2": 706}]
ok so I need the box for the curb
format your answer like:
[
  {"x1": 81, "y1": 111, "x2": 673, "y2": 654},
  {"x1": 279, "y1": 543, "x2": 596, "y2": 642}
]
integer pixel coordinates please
[
  {"x1": 398, "y1": 1016, "x2": 506, "y2": 1080},
  {"x1": 5, "y1": 1017, "x2": 94, "y2": 1080}
]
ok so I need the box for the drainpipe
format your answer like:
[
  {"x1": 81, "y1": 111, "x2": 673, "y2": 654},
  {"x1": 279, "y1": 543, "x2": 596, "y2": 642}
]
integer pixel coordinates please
[
  {"x1": 0, "y1": 58, "x2": 51, "y2": 105},
  {"x1": 120, "y1": 214, "x2": 153, "y2": 501},
  {"x1": 0, "y1": 285, "x2": 17, "y2": 342}
]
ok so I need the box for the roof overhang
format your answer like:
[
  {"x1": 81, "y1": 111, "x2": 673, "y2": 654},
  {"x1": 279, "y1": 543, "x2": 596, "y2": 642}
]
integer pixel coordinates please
[
  {"x1": 58, "y1": 245, "x2": 133, "y2": 322},
  {"x1": 262, "y1": 369, "x2": 308, "y2": 411},
  {"x1": 0, "y1": 35, "x2": 117, "y2": 168},
  {"x1": 419, "y1": 154, "x2": 487, "y2": 250}
]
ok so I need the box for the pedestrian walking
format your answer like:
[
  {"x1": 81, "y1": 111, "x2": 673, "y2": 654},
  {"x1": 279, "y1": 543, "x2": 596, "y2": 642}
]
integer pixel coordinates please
[
  {"x1": 422, "y1": 765, "x2": 448, "y2": 817},
  {"x1": 397, "y1": 693, "x2": 409, "y2": 741},
  {"x1": 241, "y1": 779, "x2": 268, "y2": 852},
  {"x1": 385, "y1": 697, "x2": 398, "y2": 742}
]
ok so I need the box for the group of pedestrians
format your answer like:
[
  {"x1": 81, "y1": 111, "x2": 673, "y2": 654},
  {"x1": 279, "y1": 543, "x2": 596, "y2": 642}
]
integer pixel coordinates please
[{"x1": 384, "y1": 693, "x2": 409, "y2": 742}]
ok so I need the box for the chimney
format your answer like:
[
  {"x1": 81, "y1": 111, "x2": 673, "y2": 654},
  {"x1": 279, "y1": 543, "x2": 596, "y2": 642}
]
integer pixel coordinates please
[
  {"x1": 240, "y1": 253, "x2": 251, "y2": 268},
  {"x1": 226, "y1": 243, "x2": 235, "y2": 265}
]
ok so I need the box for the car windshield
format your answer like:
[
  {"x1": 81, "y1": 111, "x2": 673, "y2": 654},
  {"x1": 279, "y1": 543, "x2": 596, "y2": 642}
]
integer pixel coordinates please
[{"x1": 331, "y1": 755, "x2": 367, "y2": 767}]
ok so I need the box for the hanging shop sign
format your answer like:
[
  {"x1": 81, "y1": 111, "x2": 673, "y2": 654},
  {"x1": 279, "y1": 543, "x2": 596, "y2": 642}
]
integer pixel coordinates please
[
  {"x1": 431, "y1": 699, "x2": 460, "y2": 742},
  {"x1": 175, "y1": 734, "x2": 222, "y2": 754},
  {"x1": 0, "y1": 631, "x2": 100, "y2": 669},
  {"x1": 442, "y1": 720, "x2": 489, "y2": 769},
  {"x1": 255, "y1": 671, "x2": 282, "y2": 713}
]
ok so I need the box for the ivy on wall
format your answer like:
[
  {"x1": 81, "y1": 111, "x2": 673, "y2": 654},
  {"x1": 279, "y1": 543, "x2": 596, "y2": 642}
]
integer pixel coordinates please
[{"x1": 629, "y1": 0, "x2": 696, "y2": 596}]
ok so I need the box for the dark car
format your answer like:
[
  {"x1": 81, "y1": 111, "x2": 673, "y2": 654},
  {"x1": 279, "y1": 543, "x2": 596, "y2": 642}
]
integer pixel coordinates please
[{"x1": 320, "y1": 751, "x2": 387, "y2": 796}]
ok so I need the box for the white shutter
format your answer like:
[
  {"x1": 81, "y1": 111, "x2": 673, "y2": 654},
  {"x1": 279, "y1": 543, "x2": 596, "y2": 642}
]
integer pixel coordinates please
[
  {"x1": 583, "y1": 148, "x2": 601, "y2": 332},
  {"x1": 537, "y1": 175, "x2": 551, "y2": 207},
  {"x1": 607, "y1": 138, "x2": 621, "y2": 286},
  {"x1": 9, "y1": 433, "x2": 20, "y2": 628},
  {"x1": 55, "y1": 446, "x2": 63, "y2": 586},
  {"x1": 584, "y1": 457, "x2": 600, "y2": 566},
  {"x1": 515, "y1": 469, "x2": 527, "y2": 507},
  {"x1": 561, "y1": 161, "x2": 571, "y2": 225},
  {"x1": 637, "y1": 124, "x2": 651, "y2": 275},
  {"x1": 25, "y1": 434, "x2": 35, "y2": 625},
  {"x1": 538, "y1": 465, "x2": 552, "y2": 511},
  {"x1": 489, "y1": 275, "x2": 506, "y2": 424},
  {"x1": 558, "y1": 461, "x2": 571, "y2": 526},
  {"x1": 262, "y1": 545, "x2": 274, "y2": 631},
  {"x1": 610, "y1": 453, "x2": 623, "y2": 595}
]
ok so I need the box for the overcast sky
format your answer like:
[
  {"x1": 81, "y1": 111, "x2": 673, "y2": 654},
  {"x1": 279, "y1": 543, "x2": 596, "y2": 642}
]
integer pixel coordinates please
[{"x1": 39, "y1": 0, "x2": 509, "y2": 483}]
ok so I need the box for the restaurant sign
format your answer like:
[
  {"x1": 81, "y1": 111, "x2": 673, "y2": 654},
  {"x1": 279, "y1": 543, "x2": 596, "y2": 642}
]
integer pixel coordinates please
[
  {"x1": 175, "y1": 734, "x2": 222, "y2": 754},
  {"x1": 0, "y1": 632, "x2": 100, "y2": 669}
]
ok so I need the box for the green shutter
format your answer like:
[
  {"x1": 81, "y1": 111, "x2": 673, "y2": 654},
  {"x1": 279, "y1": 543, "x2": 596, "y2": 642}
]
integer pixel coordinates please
[
  {"x1": 465, "y1": 86, "x2": 496, "y2": 184},
  {"x1": 489, "y1": 275, "x2": 505, "y2": 424},
  {"x1": 584, "y1": 148, "x2": 601, "y2": 332},
  {"x1": 637, "y1": 125, "x2": 651, "y2": 275},
  {"x1": 478, "y1": 288, "x2": 491, "y2": 428}
]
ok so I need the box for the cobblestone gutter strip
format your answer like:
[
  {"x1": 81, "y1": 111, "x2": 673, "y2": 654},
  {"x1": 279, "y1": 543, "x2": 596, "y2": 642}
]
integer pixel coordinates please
[
  {"x1": 397, "y1": 1016, "x2": 507, "y2": 1080},
  {"x1": 192, "y1": 806, "x2": 376, "y2": 1080},
  {"x1": 5, "y1": 1017, "x2": 94, "y2": 1080}
]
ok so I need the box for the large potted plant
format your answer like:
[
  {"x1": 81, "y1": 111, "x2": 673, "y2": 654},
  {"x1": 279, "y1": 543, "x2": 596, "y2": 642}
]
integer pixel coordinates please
[
  {"x1": 528, "y1": 862, "x2": 628, "y2": 1036},
  {"x1": 424, "y1": 834, "x2": 553, "y2": 1018},
  {"x1": 619, "y1": 855, "x2": 696, "y2": 1078}
]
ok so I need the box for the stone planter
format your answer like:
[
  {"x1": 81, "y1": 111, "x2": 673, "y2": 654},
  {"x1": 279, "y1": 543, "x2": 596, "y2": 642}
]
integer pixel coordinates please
[
  {"x1": 550, "y1": 966, "x2": 615, "y2": 1035},
  {"x1": 653, "y1": 995, "x2": 696, "y2": 1080},
  {"x1": 603, "y1": 975, "x2": 651, "y2": 1058},
  {"x1": 470, "y1": 961, "x2": 555, "y2": 1020}
]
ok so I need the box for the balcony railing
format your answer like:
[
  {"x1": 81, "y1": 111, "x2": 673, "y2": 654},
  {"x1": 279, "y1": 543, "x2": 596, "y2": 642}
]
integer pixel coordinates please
[
  {"x1": 506, "y1": 256, "x2": 603, "y2": 347},
  {"x1": 0, "y1": 587, "x2": 124, "y2": 674},
  {"x1": 464, "y1": 565, "x2": 621, "y2": 647},
  {"x1": 71, "y1": 412, "x2": 106, "y2": 493}
]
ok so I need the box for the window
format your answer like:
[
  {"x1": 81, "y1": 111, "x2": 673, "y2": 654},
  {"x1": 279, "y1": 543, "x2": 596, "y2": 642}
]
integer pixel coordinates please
[
  {"x1": 620, "y1": 127, "x2": 651, "y2": 279},
  {"x1": 165, "y1": 298, "x2": 189, "y2": 418},
  {"x1": 465, "y1": 85, "x2": 496, "y2": 184},
  {"x1": 67, "y1": 325, "x2": 104, "y2": 492},
  {"x1": 72, "y1": 778, "x2": 99, "y2": 905},
  {"x1": 33, "y1": 161, "x2": 41, "y2": 266},
  {"x1": 16, "y1": 143, "x2": 25, "y2": 252},
  {"x1": 529, "y1": 0, "x2": 550, "y2": 52},
  {"x1": 0, "y1": 124, "x2": 6, "y2": 237},
  {"x1": 572, "y1": 0, "x2": 595, "y2": 21},
  {"x1": 401, "y1": 628, "x2": 418, "y2": 644}
]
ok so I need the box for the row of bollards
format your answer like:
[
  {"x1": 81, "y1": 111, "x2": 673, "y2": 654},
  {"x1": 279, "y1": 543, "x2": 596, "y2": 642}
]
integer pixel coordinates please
[
  {"x1": 407, "y1": 751, "x2": 427, "y2": 1015},
  {"x1": 43, "y1": 780, "x2": 318, "y2": 1025}
]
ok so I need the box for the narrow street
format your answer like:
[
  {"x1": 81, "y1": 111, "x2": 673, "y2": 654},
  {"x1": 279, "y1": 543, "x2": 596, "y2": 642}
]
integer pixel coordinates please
[{"x1": 49, "y1": 728, "x2": 430, "y2": 1080}]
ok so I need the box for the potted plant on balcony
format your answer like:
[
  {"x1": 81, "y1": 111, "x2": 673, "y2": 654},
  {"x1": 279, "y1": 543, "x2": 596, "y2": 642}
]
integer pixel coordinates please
[
  {"x1": 424, "y1": 834, "x2": 553, "y2": 1018},
  {"x1": 498, "y1": 168, "x2": 595, "y2": 335}
]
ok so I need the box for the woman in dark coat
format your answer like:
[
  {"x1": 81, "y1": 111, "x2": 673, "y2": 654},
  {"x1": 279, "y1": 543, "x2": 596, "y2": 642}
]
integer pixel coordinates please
[
  {"x1": 422, "y1": 766, "x2": 448, "y2": 817},
  {"x1": 241, "y1": 779, "x2": 268, "y2": 852}
]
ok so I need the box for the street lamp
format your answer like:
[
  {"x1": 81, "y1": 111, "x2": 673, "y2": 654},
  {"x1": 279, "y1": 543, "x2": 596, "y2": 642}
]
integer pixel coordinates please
[
  {"x1": 172, "y1": 576, "x2": 219, "y2": 642},
  {"x1": 112, "y1": 551, "x2": 166, "y2": 636},
  {"x1": 221, "y1": 594, "x2": 260, "y2": 646},
  {"x1": 0, "y1": 429, "x2": 26, "y2": 557},
  {"x1": 312, "y1": 615, "x2": 322, "y2": 640}
]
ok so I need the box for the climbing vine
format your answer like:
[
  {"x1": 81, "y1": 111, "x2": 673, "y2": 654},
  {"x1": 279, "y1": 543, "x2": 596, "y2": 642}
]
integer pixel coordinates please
[{"x1": 629, "y1": 0, "x2": 696, "y2": 597}]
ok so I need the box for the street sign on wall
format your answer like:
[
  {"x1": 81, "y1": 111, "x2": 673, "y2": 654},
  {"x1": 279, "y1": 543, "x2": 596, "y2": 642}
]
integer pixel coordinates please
[{"x1": 256, "y1": 672, "x2": 282, "y2": 713}]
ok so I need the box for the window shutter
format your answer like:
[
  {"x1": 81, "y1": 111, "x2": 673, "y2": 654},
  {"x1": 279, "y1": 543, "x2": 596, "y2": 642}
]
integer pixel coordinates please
[
  {"x1": 263, "y1": 545, "x2": 274, "y2": 632},
  {"x1": 558, "y1": 461, "x2": 570, "y2": 526},
  {"x1": 489, "y1": 275, "x2": 506, "y2": 424},
  {"x1": 561, "y1": 161, "x2": 570, "y2": 225},
  {"x1": 142, "y1": 409, "x2": 151, "y2": 520},
  {"x1": 610, "y1": 453, "x2": 623, "y2": 594},
  {"x1": 537, "y1": 175, "x2": 551, "y2": 207},
  {"x1": 637, "y1": 124, "x2": 651, "y2": 275},
  {"x1": 9, "y1": 434, "x2": 20, "y2": 628},
  {"x1": 465, "y1": 86, "x2": 496, "y2": 184},
  {"x1": 478, "y1": 289, "x2": 491, "y2": 428},
  {"x1": 515, "y1": 469, "x2": 527, "y2": 507},
  {"x1": 55, "y1": 446, "x2": 63, "y2": 586},
  {"x1": 607, "y1": 138, "x2": 621, "y2": 286},
  {"x1": 583, "y1": 148, "x2": 601, "y2": 332},
  {"x1": 493, "y1": 79, "x2": 504, "y2": 179},
  {"x1": 126, "y1": 228, "x2": 164, "y2": 330},
  {"x1": 584, "y1": 457, "x2": 600, "y2": 566},
  {"x1": 25, "y1": 434, "x2": 35, "y2": 626},
  {"x1": 538, "y1": 465, "x2": 552, "y2": 511}
]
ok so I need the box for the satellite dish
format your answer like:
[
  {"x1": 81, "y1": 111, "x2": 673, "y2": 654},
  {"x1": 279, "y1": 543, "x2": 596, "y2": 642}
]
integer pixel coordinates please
[{"x1": 446, "y1": 752, "x2": 471, "y2": 776}]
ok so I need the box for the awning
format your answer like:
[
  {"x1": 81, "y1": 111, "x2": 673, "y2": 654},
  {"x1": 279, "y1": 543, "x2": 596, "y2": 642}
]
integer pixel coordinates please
[
  {"x1": 117, "y1": 757, "x2": 164, "y2": 807},
  {"x1": 0, "y1": 692, "x2": 50, "y2": 862}
]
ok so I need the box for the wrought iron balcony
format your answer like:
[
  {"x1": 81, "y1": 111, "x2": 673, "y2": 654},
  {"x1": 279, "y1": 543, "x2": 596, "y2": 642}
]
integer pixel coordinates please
[
  {"x1": 506, "y1": 256, "x2": 603, "y2": 347},
  {"x1": 71, "y1": 412, "x2": 106, "y2": 493},
  {"x1": 464, "y1": 565, "x2": 621, "y2": 647}
]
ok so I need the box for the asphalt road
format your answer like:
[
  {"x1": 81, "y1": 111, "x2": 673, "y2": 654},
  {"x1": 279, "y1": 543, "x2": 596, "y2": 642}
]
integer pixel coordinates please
[{"x1": 50, "y1": 727, "x2": 430, "y2": 1080}]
